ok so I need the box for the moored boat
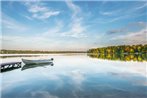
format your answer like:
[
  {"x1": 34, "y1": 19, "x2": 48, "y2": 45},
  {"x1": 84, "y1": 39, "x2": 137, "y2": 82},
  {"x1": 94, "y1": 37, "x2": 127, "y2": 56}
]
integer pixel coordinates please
[{"x1": 22, "y1": 58, "x2": 53, "y2": 65}]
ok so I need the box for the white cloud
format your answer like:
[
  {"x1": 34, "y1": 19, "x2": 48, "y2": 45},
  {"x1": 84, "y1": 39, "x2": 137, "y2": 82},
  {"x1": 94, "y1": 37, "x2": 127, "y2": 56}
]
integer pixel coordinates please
[
  {"x1": 99, "y1": 9, "x2": 122, "y2": 16},
  {"x1": 23, "y1": 15, "x2": 33, "y2": 20},
  {"x1": 66, "y1": 0, "x2": 80, "y2": 18},
  {"x1": 61, "y1": 1, "x2": 87, "y2": 38},
  {"x1": 41, "y1": 20, "x2": 63, "y2": 37},
  {"x1": 32, "y1": 10, "x2": 60, "y2": 20},
  {"x1": 2, "y1": 13, "x2": 28, "y2": 31},
  {"x1": 24, "y1": 2, "x2": 60, "y2": 20},
  {"x1": 95, "y1": 2, "x2": 147, "y2": 24},
  {"x1": 65, "y1": 2, "x2": 80, "y2": 21},
  {"x1": 95, "y1": 14, "x2": 131, "y2": 24},
  {"x1": 134, "y1": 3, "x2": 147, "y2": 10},
  {"x1": 111, "y1": 29, "x2": 147, "y2": 45},
  {"x1": 108, "y1": 21, "x2": 146, "y2": 34},
  {"x1": 28, "y1": 4, "x2": 48, "y2": 13},
  {"x1": 61, "y1": 18, "x2": 87, "y2": 38}
]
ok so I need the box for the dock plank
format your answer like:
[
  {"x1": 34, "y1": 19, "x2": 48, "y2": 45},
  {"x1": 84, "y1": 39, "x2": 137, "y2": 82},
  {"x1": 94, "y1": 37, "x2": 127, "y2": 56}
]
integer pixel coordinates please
[{"x1": 0, "y1": 62, "x2": 21, "y2": 67}]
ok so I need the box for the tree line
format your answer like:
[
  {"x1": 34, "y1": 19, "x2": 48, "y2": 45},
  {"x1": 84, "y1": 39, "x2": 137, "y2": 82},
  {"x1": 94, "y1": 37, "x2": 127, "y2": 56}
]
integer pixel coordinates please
[
  {"x1": 87, "y1": 44, "x2": 147, "y2": 55},
  {"x1": 0, "y1": 50, "x2": 86, "y2": 54},
  {"x1": 87, "y1": 44, "x2": 147, "y2": 62}
]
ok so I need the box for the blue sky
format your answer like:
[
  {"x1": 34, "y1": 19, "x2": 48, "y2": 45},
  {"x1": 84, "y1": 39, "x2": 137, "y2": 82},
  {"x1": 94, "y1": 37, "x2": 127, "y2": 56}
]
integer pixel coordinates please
[{"x1": 1, "y1": 0, "x2": 147, "y2": 51}]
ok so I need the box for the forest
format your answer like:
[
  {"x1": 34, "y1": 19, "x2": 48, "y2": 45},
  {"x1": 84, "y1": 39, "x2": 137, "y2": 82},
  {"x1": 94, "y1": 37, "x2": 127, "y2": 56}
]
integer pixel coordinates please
[
  {"x1": 88, "y1": 44, "x2": 147, "y2": 54},
  {"x1": 87, "y1": 44, "x2": 147, "y2": 62}
]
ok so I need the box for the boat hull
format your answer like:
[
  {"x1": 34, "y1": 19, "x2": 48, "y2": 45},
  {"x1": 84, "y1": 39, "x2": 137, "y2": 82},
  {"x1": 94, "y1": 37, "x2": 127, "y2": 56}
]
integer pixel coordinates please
[{"x1": 22, "y1": 59, "x2": 53, "y2": 65}]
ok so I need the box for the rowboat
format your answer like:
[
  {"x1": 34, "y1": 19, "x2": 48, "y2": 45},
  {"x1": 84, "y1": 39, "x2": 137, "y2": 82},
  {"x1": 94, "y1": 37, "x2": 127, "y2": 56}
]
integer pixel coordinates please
[{"x1": 22, "y1": 58, "x2": 53, "y2": 65}]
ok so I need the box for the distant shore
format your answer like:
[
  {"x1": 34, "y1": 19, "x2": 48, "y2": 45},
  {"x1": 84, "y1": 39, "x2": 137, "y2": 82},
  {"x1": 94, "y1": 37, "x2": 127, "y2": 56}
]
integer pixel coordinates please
[{"x1": 0, "y1": 50, "x2": 87, "y2": 54}]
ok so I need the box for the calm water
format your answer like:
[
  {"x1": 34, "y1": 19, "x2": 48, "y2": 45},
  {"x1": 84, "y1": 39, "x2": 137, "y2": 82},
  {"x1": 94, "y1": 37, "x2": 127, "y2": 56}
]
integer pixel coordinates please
[{"x1": 1, "y1": 54, "x2": 147, "y2": 98}]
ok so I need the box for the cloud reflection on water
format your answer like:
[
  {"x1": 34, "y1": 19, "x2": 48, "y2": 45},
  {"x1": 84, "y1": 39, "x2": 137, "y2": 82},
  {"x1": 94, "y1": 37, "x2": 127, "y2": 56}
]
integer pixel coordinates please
[
  {"x1": 1, "y1": 54, "x2": 147, "y2": 98},
  {"x1": 31, "y1": 91, "x2": 59, "y2": 98}
]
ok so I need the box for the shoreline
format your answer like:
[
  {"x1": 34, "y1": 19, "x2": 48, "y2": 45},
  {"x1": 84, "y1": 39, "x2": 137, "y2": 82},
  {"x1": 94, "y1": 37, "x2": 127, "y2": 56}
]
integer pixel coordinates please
[{"x1": 0, "y1": 53, "x2": 87, "y2": 58}]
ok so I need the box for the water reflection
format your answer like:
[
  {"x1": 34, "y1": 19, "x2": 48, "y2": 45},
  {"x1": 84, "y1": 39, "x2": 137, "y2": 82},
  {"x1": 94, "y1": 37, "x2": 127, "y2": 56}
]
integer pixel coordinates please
[
  {"x1": 0, "y1": 55, "x2": 42, "y2": 58},
  {"x1": 1, "y1": 65, "x2": 21, "y2": 73},
  {"x1": 1, "y1": 54, "x2": 147, "y2": 98},
  {"x1": 22, "y1": 62, "x2": 54, "y2": 71},
  {"x1": 88, "y1": 53, "x2": 147, "y2": 62},
  {"x1": 0, "y1": 61, "x2": 54, "y2": 73}
]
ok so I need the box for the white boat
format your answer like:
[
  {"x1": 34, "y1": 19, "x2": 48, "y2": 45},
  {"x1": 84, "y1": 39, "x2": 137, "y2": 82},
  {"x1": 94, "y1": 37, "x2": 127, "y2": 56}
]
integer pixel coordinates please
[{"x1": 22, "y1": 58, "x2": 53, "y2": 65}]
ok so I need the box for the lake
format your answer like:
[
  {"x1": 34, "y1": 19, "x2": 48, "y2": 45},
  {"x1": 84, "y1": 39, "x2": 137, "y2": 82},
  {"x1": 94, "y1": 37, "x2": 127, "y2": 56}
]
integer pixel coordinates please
[{"x1": 1, "y1": 54, "x2": 147, "y2": 98}]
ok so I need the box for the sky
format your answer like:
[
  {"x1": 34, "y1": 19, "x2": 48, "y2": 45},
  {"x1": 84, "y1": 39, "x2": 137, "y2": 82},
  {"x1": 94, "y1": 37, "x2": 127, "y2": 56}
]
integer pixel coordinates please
[{"x1": 1, "y1": 0, "x2": 147, "y2": 51}]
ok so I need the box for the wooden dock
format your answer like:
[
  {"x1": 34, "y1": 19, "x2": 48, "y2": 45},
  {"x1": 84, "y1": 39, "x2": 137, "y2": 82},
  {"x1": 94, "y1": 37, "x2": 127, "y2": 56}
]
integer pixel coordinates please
[{"x1": 0, "y1": 62, "x2": 22, "y2": 72}]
